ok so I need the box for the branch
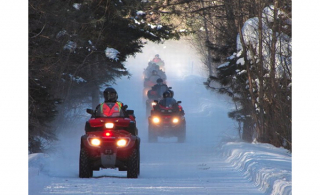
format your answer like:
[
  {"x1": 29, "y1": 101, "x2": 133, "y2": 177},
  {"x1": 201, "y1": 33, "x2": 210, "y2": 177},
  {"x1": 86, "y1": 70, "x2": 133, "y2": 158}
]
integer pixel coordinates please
[{"x1": 31, "y1": 23, "x2": 46, "y2": 39}]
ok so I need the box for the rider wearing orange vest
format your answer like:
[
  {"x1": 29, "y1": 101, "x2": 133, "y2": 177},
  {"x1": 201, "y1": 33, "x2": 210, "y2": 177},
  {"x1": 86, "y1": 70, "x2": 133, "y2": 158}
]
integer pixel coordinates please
[
  {"x1": 152, "y1": 54, "x2": 162, "y2": 63},
  {"x1": 96, "y1": 87, "x2": 126, "y2": 117},
  {"x1": 151, "y1": 54, "x2": 165, "y2": 70}
]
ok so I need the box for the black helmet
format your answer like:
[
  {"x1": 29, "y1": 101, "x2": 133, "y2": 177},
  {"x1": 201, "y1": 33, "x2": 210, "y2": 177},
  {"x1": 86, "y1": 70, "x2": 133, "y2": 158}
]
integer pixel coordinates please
[
  {"x1": 163, "y1": 90, "x2": 171, "y2": 98},
  {"x1": 168, "y1": 89, "x2": 174, "y2": 98},
  {"x1": 155, "y1": 54, "x2": 159, "y2": 58},
  {"x1": 156, "y1": 78, "x2": 163, "y2": 84},
  {"x1": 103, "y1": 87, "x2": 118, "y2": 102}
]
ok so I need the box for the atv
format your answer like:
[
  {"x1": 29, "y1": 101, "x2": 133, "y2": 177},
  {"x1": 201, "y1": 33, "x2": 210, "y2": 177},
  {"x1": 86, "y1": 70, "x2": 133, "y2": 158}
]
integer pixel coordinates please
[
  {"x1": 145, "y1": 86, "x2": 171, "y2": 117},
  {"x1": 79, "y1": 107, "x2": 140, "y2": 178},
  {"x1": 143, "y1": 77, "x2": 166, "y2": 88},
  {"x1": 148, "y1": 98, "x2": 186, "y2": 143}
]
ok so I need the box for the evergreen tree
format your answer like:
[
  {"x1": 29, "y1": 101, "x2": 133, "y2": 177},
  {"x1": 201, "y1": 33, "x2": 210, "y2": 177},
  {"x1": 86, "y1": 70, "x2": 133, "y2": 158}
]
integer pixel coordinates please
[{"x1": 29, "y1": 0, "x2": 180, "y2": 153}]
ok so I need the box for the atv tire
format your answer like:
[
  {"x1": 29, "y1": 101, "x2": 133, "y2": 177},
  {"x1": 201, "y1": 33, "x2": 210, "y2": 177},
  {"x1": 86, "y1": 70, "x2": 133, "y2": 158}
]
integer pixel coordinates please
[
  {"x1": 148, "y1": 125, "x2": 157, "y2": 143},
  {"x1": 79, "y1": 148, "x2": 93, "y2": 178},
  {"x1": 177, "y1": 125, "x2": 186, "y2": 143},
  {"x1": 146, "y1": 103, "x2": 151, "y2": 118},
  {"x1": 127, "y1": 148, "x2": 139, "y2": 178},
  {"x1": 138, "y1": 149, "x2": 140, "y2": 175}
]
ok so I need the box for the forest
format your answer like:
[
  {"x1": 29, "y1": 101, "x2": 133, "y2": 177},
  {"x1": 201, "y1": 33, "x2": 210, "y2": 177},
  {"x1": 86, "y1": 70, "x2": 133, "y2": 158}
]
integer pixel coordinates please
[{"x1": 29, "y1": 0, "x2": 292, "y2": 153}]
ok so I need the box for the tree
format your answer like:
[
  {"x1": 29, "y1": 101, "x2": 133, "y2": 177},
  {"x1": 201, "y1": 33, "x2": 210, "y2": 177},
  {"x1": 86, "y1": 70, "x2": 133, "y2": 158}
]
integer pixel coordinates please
[
  {"x1": 205, "y1": 0, "x2": 292, "y2": 150},
  {"x1": 29, "y1": 0, "x2": 181, "y2": 153}
]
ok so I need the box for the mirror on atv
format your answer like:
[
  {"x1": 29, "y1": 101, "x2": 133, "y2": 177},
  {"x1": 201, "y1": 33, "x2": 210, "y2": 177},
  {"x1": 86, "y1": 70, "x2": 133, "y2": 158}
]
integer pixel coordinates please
[
  {"x1": 86, "y1": 109, "x2": 94, "y2": 115},
  {"x1": 168, "y1": 87, "x2": 172, "y2": 89},
  {"x1": 177, "y1": 101, "x2": 182, "y2": 104},
  {"x1": 127, "y1": 110, "x2": 134, "y2": 115}
]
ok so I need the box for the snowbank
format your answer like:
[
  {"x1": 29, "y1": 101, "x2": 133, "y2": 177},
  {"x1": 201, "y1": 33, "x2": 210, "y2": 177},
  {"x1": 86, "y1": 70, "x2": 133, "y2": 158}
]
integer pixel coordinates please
[
  {"x1": 219, "y1": 141, "x2": 292, "y2": 195},
  {"x1": 29, "y1": 141, "x2": 292, "y2": 194}
]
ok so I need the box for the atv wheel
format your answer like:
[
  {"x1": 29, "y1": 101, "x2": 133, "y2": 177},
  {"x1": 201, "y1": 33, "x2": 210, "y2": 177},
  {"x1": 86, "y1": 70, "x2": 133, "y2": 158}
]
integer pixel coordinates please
[
  {"x1": 146, "y1": 103, "x2": 151, "y2": 118},
  {"x1": 127, "y1": 149, "x2": 139, "y2": 178},
  {"x1": 148, "y1": 125, "x2": 157, "y2": 143},
  {"x1": 79, "y1": 148, "x2": 93, "y2": 178},
  {"x1": 177, "y1": 125, "x2": 186, "y2": 143},
  {"x1": 137, "y1": 148, "x2": 140, "y2": 176}
]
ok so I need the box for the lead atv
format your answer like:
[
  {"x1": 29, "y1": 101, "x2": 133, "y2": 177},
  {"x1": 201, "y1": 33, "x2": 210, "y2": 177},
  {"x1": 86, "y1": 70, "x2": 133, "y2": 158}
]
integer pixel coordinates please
[
  {"x1": 148, "y1": 98, "x2": 186, "y2": 143},
  {"x1": 79, "y1": 106, "x2": 140, "y2": 178}
]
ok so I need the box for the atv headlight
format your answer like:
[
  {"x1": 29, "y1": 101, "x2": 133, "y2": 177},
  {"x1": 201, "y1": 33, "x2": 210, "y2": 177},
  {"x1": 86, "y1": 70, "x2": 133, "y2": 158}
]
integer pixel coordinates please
[
  {"x1": 151, "y1": 102, "x2": 157, "y2": 106},
  {"x1": 105, "y1": 123, "x2": 114, "y2": 128},
  {"x1": 172, "y1": 118, "x2": 179, "y2": 123},
  {"x1": 116, "y1": 138, "x2": 129, "y2": 147},
  {"x1": 152, "y1": 117, "x2": 160, "y2": 123},
  {"x1": 89, "y1": 138, "x2": 101, "y2": 146}
]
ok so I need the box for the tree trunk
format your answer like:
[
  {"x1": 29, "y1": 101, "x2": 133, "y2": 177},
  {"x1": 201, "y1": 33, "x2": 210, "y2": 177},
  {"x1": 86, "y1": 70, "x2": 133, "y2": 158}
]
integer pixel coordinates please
[
  {"x1": 200, "y1": 0, "x2": 213, "y2": 76},
  {"x1": 224, "y1": 0, "x2": 237, "y2": 50},
  {"x1": 257, "y1": 0, "x2": 265, "y2": 141},
  {"x1": 237, "y1": 0, "x2": 261, "y2": 141},
  {"x1": 91, "y1": 84, "x2": 100, "y2": 109},
  {"x1": 268, "y1": 0, "x2": 280, "y2": 145},
  {"x1": 90, "y1": 56, "x2": 102, "y2": 109}
]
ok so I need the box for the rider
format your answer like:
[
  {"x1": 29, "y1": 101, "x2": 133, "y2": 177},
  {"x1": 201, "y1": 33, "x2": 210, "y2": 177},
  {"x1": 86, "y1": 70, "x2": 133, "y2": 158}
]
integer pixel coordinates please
[
  {"x1": 157, "y1": 90, "x2": 185, "y2": 115},
  {"x1": 151, "y1": 54, "x2": 165, "y2": 70},
  {"x1": 167, "y1": 89, "x2": 174, "y2": 98},
  {"x1": 148, "y1": 78, "x2": 169, "y2": 99},
  {"x1": 148, "y1": 70, "x2": 162, "y2": 84},
  {"x1": 144, "y1": 62, "x2": 158, "y2": 77},
  {"x1": 154, "y1": 65, "x2": 167, "y2": 81},
  {"x1": 95, "y1": 87, "x2": 127, "y2": 117}
]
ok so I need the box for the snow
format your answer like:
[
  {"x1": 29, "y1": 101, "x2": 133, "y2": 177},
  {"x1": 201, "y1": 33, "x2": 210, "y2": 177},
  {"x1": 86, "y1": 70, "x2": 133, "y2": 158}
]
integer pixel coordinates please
[
  {"x1": 221, "y1": 142, "x2": 291, "y2": 194},
  {"x1": 73, "y1": 3, "x2": 81, "y2": 10},
  {"x1": 105, "y1": 47, "x2": 120, "y2": 61},
  {"x1": 136, "y1": 11, "x2": 146, "y2": 16},
  {"x1": 0, "y1": 1, "x2": 313, "y2": 194},
  {"x1": 64, "y1": 41, "x2": 77, "y2": 51},
  {"x1": 56, "y1": 30, "x2": 67, "y2": 38},
  {"x1": 237, "y1": 69, "x2": 247, "y2": 75},
  {"x1": 237, "y1": 6, "x2": 292, "y2": 78},
  {"x1": 27, "y1": 39, "x2": 292, "y2": 195},
  {"x1": 134, "y1": 19, "x2": 141, "y2": 25},
  {"x1": 148, "y1": 24, "x2": 162, "y2": 30},
  {"x1": 236, "y1": 57, "x2": 245, "y2": 65},
  {"x1": 217, "y1": 62, "x2": 229, "y2": 69},
  {"x1": 62, "y1": 73, "x2": 87, "y2": 83}
]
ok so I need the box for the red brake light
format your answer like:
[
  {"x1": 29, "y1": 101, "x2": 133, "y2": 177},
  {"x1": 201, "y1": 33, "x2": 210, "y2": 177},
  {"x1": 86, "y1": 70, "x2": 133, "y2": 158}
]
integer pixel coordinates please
[{"x1": 104, "y1": 131, "x2": 113, "y2": 137}]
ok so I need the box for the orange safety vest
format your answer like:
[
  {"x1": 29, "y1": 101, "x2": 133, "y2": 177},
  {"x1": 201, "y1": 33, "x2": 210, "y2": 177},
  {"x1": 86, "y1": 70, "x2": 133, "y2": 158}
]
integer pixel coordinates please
[
  {"x1": 152, "y1": 58, "x2": 162, "y2": 63},
  {"x1": 100, "y1": 102, "x2": 122, "y2": 117}
]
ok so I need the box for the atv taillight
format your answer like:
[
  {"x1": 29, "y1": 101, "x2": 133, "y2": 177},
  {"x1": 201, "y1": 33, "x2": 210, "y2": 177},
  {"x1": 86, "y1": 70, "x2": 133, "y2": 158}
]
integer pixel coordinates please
[{"x1": 104, "y1": 131, "x2": 113, "y2": 137}]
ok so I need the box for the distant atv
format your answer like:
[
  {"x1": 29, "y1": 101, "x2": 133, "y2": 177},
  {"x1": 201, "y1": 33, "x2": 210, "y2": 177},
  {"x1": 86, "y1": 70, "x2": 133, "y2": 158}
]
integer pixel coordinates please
[
  {"x1": 146, "y1": 87, "x2": 171, "y2": 117},
  {"x1": 148, "y1": 98, "x2": 186, "y2": 143},
  {"x1": 144, "y1": 77, "x2": 166, "y2": 88},
  {"x1": 79, "y1": 107, "x2": 140, "y2": 178}
]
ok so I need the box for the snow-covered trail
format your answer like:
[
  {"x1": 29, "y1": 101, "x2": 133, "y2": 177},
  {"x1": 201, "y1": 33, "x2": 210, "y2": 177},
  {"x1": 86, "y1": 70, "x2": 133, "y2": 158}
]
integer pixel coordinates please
[{"x1": 29, "y1": 40, "x2": 267, "y2": 194}]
